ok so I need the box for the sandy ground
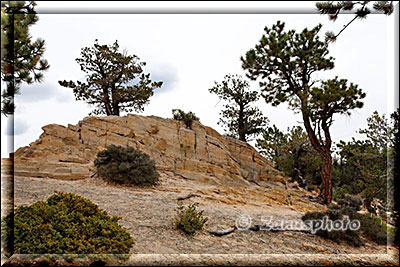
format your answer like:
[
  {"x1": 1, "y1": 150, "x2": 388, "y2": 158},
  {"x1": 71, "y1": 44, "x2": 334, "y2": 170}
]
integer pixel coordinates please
[{"x1": 1, "y1": 174, "x2": 396, "y2": 257}]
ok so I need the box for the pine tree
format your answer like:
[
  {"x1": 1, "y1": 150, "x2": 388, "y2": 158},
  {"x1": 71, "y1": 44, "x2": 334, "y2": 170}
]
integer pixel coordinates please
[
  {"x1": 59, "y1": 39, "x2": 162, "y2": 116},
  {"x1": 257, "y1": 125, "x2": 322, "y2": 187},
  {"x1": 1, "y1": 1, "x2": 50, "y2": 116},
  {"x1": 208, "y1": 74, "x2": 267, "y2": 142},
  {"x1": 335, "y1": 109, "x2": 398, "y2": 217},
  {"x1": 241, "y1": 21, "x2": 366, "y2": 204},
  {"x1": 315, "y1": 1, "x2": 394, "y2": 42}
]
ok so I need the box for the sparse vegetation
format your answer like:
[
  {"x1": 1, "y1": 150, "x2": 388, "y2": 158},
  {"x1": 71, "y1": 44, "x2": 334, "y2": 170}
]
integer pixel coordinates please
[
  {"x1": 175, "y1": 201, "x2": 208, "y2": 235},
  {"x1": 302, "y1": 206, "x2": 363, "y2": 247},
  {"x1": 1, "y1": 191, "x2": 133, "y2": 255},
  {"x1": 94, "y1": 145, "x2": 159, "y2": 186},
  {"x1": 172, "y1": 109, "x2": 200, "y2": 129}
]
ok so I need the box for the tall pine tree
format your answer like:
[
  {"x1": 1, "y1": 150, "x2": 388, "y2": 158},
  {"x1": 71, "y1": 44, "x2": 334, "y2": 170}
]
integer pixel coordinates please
[{"x1": 241, "y1": 21, "x2": 365, "y2": 204}]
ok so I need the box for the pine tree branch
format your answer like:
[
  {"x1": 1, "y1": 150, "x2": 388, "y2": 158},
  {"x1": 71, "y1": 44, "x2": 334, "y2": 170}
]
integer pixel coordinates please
[{"x1": 332, "y1": 14, "x2": 360, "y2": 41}]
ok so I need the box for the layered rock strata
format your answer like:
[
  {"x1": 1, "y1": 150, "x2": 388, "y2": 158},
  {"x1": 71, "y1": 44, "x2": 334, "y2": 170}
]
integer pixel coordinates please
[{"x1": 13, "y1": 114, "x2": 285, "y2": 186}]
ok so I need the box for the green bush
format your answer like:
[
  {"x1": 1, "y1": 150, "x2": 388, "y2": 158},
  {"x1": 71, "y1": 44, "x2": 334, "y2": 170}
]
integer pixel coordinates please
[
  {"x1": 1, "y1": 191, "x2": 133, "y2": 255},
  {"x1": 357, "y1": 213, "x2": 396, "y2": 245},
  {"x1": 94, "y1": 145, "x2": 159, "y2": 186},
  {"x1": 302, "y1": 200, "x2": 396, "y2": 246},
  {"x1": 175, "y1": 201, "x2": 208, "y2": 235},
  {"x1": 336, "y1": 194, "x2": 363, "y2": 211},
  {"x1": 333, "y1": 184, "x2": 353, "y2": 200},
  {"x1": 172, "y1": 109, "x2": 200, "y2": 129},
  {"x1": 302, "y1": 206, "x2": 362, "y2": 247}
]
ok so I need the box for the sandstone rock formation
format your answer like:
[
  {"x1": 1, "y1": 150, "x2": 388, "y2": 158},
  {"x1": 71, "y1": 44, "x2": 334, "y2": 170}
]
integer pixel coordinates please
[{"x1": 13, "y1": 114, "x2": 286, "y2": 186}]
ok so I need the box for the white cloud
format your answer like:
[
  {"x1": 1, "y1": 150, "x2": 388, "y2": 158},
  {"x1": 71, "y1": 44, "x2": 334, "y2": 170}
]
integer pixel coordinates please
[
  {"x1": 16, "y1": 82, "x2": 56, "y2": 103},
  {"x1": 16, "y1": 81, "x2": 75, "y2": 104},
  {"x1": 3, "y1": 117, "x2": 30, "y2": 136},
  {"x1": 147, "y1": 63, "x2": 179, "y2": 95}
]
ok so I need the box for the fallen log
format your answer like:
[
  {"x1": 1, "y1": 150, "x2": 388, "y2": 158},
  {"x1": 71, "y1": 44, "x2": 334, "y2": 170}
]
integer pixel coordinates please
[
  {"x1": 208, "y1": 226, "x2": 236, "y2": 236},
  {"x1": 177, "y1": 193, "x2": 201, "y2": 201},
  {"x1": 209, "y1": 224, "x2": 312, "y2": 236},
  {"x1": 250, "y1": 224, "x2": 312, "y2": 233}
]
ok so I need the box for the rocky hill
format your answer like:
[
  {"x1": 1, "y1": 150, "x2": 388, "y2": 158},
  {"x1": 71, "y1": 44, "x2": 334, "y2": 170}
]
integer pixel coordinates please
[
  {"x1": 13, "y1": 114, "x2": 285, "y2": 185},
  {"x1": 1, "y1": 114, "x2": 398, "y2": 266}
]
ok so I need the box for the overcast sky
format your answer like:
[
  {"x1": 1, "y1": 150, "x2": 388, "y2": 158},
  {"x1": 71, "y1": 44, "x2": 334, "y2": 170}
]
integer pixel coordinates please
[{"x1": 1, "y1": 1, "x2": 398, "y2": 158}]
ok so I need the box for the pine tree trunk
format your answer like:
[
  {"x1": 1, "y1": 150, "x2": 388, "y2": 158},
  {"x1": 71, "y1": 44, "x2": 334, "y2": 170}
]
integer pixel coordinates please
[
  {"x1": 238, "y1": 103, "x2": 246, "y2": 141},
  {"x1": 111, "y1": 87, "x2": 120, "y2": 116},
  {"x1": 320, "y1": 150, "x2": 333, "y2": 204},
  {"x1": 300, "y1": 104, "x2": 333, "y2": 204},
  {"x1": 239, "y1": 132, "x2": 246, "y2": 142},
  {"x1": 105, "y1": 103, "x2": 112, "y2": 116},
  {"x1": 112, "y1": 104, "x2": 120, "y2": 116},
  {"x1": 103, "y1": 88, "x2": 112, "y2": 116}
]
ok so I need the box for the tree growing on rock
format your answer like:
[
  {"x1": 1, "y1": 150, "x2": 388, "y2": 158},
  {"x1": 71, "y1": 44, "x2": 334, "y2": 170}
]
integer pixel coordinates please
[
  {"x1": 1, "y1": 1, "x2": 50, "y2": 116},
  {"x1": 241, "y1": 21, "x2": 366, "y2": 204},
  {"x1": 208, "y1": 74, "x2": 267, "y2": 142},
  {"x1": 59, "y1": 39, "x2": 162, "y2": 116},
  {"x1": 172, "y1": 109, "x2": 200, "y2": 129}
]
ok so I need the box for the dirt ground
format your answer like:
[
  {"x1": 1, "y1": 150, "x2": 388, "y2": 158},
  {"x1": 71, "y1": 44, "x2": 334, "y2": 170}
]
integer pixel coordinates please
[{"x1": 2, "y1": 174, "x2": 396, "y2": 257}]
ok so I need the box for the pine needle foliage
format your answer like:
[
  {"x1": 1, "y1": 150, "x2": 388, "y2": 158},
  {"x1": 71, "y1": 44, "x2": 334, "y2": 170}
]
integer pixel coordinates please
[{"x1": 94, "y1": 145, "x2": 159, "y2": 186}]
